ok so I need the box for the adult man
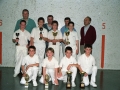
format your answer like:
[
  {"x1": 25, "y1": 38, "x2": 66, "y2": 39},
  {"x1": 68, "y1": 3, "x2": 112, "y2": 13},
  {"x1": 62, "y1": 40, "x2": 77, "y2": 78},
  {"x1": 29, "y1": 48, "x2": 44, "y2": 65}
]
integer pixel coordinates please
[
  {"x1": 14, "y1": 9, "x2": 36, "y2": 33},
  {"x1": 43, "y1": 15, "x2": 54, "y2": 32},
  {"x1": 80, "y1": 16, "x2": 96, "y2": 54}
]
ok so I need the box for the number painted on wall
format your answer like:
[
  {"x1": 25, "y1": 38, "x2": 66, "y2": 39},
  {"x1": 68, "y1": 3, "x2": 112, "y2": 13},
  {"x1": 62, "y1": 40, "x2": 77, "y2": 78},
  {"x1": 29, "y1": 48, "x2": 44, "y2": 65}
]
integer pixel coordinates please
[{"x1": 102, "y1": 23, "x2": 106, "y2": 29}]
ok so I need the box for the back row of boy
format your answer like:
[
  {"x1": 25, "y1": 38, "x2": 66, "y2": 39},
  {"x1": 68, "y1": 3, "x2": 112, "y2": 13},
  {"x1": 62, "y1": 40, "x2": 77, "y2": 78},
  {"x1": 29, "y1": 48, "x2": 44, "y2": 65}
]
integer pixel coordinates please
[{"x1": 12, "y1": 18, "x2": 97, "y2": 88}]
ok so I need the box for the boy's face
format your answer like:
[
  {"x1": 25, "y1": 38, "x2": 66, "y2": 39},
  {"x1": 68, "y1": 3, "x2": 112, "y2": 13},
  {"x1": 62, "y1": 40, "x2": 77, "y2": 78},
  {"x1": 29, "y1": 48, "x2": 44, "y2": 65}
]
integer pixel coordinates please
[
  {"x1": 46, "y1": 50, "x2": 54, "y2": 58},
  {"x1": 65, "y1": 50, "x2": 72, "y2": 58},
  {"x1": 84, "y1": 47, "x2": 92, "y2": 55},
  {"x1": 20, "y1": 22, "x2": 26, "y2": 30},
  {"x1": 52, "y1": 23, "x2": 58, "y2": 30},
  {"x1": 28, "y1": 48, "x2": 35, "y2": 56},
  {"x1": 38, "y1": 20, "x2": 44, "y2": 27},
  {"x1": 68, "y1": 24, "x2": 74, "y2": 30}
]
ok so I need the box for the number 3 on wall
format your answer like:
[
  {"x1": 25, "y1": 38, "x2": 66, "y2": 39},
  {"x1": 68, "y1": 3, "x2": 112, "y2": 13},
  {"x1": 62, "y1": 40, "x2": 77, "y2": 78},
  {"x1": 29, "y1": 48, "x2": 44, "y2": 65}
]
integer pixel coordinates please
[{"x1": 102, "y1": 23, "x2": 106, "y2": 29}]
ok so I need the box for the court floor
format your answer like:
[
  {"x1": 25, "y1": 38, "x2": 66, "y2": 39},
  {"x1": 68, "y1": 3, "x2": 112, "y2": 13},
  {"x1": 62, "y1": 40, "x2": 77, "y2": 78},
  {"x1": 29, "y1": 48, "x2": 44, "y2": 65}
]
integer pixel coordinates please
[{"x1": 0, "y1": 67, "x2": 120, "y2": 90}]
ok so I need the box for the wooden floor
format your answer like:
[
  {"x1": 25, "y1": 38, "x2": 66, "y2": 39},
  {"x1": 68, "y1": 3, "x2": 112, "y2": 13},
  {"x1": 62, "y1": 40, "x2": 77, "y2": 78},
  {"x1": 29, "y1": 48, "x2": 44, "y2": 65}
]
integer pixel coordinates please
[{"x1": 0, "y1": 67, "x2": 120, "y2": 90}]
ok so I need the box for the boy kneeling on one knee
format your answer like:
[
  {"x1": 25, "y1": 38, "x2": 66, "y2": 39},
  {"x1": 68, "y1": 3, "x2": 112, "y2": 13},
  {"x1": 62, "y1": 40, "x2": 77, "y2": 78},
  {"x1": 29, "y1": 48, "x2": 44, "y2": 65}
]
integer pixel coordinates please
[{"x1": 20, "y1": 46, "x2": 39, "y2": 86}]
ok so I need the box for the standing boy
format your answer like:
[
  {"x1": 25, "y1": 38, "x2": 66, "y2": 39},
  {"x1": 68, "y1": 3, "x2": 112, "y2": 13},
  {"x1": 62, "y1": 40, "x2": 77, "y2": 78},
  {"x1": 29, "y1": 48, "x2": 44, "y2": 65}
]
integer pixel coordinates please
[{"x1": 12, "y1": 20, "x2": 30, "y2": 77}]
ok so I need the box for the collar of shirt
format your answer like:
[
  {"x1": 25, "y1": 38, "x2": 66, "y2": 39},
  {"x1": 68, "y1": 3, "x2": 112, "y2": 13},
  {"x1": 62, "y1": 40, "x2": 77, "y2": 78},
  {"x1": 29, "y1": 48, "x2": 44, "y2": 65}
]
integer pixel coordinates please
[
  {"x1": 47, "y1": 23, "x2": 52, "y2": 30},
  {"x1": 83, "y1": 53, "x2": 91, "y2": 59}
]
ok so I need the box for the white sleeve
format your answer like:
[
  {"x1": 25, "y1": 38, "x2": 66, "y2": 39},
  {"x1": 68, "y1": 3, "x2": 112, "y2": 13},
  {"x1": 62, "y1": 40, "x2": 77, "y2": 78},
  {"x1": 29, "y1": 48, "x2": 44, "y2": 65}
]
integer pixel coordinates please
[
  {"x1": 31, "y1": 28, "x2": 35, "y2": 38},
  {"x1": 59, "y1": 31, "x2": 63, "y2": 39},
  {"x1": 75, "y1": 32, "x2": 79, "y2": 40},
  {"x1": 77, "y1": 56, "x2": 81, "y2": 65},
  {"x1": 35, "y1": 55, "x2": 39, "y2": 63},
  {"x1": 42, "y1": 60, "x2": 46, "y2": 67},
  {"x1": 55, "y1": 60, "x2": 59, "y2": 68},
  {"x1": 59, "y1": 58, "x2": 63, "y2": 67},
  {"x1": 13, "y1": 32, "x2": 16, "y2": 39},
  {"x1": 44, "y1": 29, "x2": 48, "y2": 38}
]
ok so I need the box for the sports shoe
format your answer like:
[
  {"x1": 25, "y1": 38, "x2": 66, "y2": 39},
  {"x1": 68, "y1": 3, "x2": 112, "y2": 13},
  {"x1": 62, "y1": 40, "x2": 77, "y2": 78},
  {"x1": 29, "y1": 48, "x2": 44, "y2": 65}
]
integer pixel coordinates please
[
  {"x1": 90, "y1": 81, "x2": 97, "y2": 87},
  {"x1": 20, "y1": 77, "x2": 26, "y2": 84},
  {"x1": 13, "y1": 73, "x2": 18, "y2": 77},
  {"x1": 33, "y1": 80, "x2": 38, "y2": 86}
]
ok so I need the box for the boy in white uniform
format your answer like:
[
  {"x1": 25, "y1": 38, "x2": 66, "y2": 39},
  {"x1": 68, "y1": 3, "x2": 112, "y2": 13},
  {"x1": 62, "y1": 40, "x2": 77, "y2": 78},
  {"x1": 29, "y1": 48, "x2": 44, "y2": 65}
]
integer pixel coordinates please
[
  {"x1": 40, "y1": 47, "x2": 59, "y2": 85},
  {"x1": 58, "y1": 46, "x2": 82, "y2": 87},
  {"x1": 78, "y1": 44, "x2": 97, "y2": 87},
  {"x1": 48, "y1": 20, "x2": 63, "y2": 62},
  {"x1": 63, "y1": 22, "x2": 79, "y2": 58},
  {"x1": 12, "y1": 20, "x2": 30, "y2": 77},
  {"x1": 20, "y1": 46, "x2": 39, "y2": 86},
  {"x1": 30, "y1": 17, "x2": 48, "y2": 75}
]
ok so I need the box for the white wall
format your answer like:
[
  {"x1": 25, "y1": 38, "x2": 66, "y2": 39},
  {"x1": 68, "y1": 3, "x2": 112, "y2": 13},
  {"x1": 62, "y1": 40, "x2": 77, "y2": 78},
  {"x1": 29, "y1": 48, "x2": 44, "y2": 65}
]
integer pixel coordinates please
[{"x1": 0, "y1": 0, "x2": 120, "y2": 69}]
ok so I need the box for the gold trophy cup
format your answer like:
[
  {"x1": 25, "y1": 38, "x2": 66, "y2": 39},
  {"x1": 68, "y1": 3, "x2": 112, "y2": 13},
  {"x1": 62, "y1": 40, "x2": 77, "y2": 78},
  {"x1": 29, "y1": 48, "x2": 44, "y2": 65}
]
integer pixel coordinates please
[
  {"x1": 25, "y1": 74, "x2": 29, "y2": 88},
  {"x1": 45, "y1": 74, "x2": 50, "y2": 89},
  {"x1": 39, "y1": 27, "x2": 43, "y2": 40},
  {"x1": 66, "y1": 71, "x2": 72, "y2": 89},
  {"x1": 52, "y1": 32, "x2": 58, "y2": 45},
  {"x1": 65, "y1": 31, "x2": 70, "y2": 45},
  {"x1": 80, "y1": 72, "x2": 85, "y2": 88}
]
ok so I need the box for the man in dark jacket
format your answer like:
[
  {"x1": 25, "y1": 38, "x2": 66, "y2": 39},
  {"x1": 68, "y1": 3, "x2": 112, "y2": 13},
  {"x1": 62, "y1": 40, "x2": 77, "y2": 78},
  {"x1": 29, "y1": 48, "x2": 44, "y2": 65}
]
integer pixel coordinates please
[{"x1": 80, "y1": 16, "x2": 96, "y2": 54}]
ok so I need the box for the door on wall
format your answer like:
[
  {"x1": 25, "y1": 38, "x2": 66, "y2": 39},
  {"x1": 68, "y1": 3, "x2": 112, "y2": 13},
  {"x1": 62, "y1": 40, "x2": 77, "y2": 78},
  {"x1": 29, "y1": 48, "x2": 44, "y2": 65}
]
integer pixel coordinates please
[{"x1": 0, "y1": 32, "x2": 2, "y2": 64}]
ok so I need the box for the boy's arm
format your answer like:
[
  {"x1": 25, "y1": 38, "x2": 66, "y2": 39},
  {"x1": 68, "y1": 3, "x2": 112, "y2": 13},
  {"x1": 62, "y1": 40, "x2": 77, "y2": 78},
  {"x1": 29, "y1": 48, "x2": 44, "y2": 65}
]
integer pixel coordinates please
[
  {"x1": 26, "y1": 63, "x2": 39, "y2": 71},
  {"x1": 21, "y1": 65, "x2": 26, "y2": 76},
  {"x1": 76, "y1": 40, "x2": 79, "y2": 54},
  {"x1": 43, "y1": 67, "x2": 46, "y2": 84},
  {"x1": 30, "y1": 37, "x2": 34, "y2": 46},
  {"x1": 54, "y1": 68, "x2": 59, "y2": 85}
]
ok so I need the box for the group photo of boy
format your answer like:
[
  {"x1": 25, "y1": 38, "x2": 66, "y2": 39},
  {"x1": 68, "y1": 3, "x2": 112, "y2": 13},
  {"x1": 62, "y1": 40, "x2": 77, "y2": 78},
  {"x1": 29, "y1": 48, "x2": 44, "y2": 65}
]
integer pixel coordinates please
[{"x1": 12, "y1": 9, "x2": 97, "y2": 88}]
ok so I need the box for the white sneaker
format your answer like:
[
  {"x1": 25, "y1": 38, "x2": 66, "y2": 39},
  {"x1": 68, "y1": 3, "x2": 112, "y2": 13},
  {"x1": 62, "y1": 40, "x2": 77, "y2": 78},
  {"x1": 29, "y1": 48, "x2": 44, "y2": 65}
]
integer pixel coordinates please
[
  {"x1": 13, "y1": 73, "x2": 18, "y2": 77},
  {"x1": 20, "y1": 77, "x2": 26, "y2": 84},
  {"x1": 90, "y1": 81, "x2": 97, "y2": 87},
  {"x1": 33, "y1": 81, "x2": 38, "y2": 86},
  {"x1": 72, "y1": 82, "x2": 76, "y2": 87}
]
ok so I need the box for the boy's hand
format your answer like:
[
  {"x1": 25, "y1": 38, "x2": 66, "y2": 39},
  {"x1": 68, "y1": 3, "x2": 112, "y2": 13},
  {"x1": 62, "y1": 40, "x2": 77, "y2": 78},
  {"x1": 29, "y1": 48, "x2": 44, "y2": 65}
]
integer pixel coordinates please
[
  {"x1": 40, "y1": 34, "x2": 43, "y2": 38},
  {"x1": 16, "y1": 39, "x2": 19, "y2": 42},
  {"x1": 54, "y1": 79, "x2": 58, "y2": 85},
  {"x1": 26, "y1": 65, "x2": 32, "y2": 71},
  {"x1": 84, "y1": 72, "x2": 88, "y2": 77},
  {"x1": 57, "y1": 72, "x2": 62, "y2": 78},
  {"x1": 52, "y1": 39, "x2": 56, "y2": 43},
  {"x1": 22, "y1": 72, "x2": 26, "y2": 77},
  {"x1": 67, "y1": 64, "x2": 72, "y2": 70}
]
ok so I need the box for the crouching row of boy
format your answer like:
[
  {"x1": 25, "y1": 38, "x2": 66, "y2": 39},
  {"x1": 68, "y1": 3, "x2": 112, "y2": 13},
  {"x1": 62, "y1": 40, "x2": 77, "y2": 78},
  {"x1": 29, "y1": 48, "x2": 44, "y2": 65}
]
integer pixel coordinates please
[{"x1": 19, "y1": 44, "x2": 97, "y2": 88}]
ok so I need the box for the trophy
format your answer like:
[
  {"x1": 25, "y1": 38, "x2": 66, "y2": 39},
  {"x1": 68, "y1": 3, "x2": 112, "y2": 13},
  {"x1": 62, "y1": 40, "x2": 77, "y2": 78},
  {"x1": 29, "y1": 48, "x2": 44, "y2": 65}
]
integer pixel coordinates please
[
  {"x1": 52, "y1": 32, "x2": 58, "y2": 45},
  {"x1": 66, "y1": 71, "x2": 72, "y2": 89},
  {"x1": 65, "y1": 31, "x2": 70, "y2": 45},
  {"x1": 39, "y1": 27, "x2": 43, "y2": 40},
  {"x1": 25, "y1": 74, "x2": 29, "y2": 88},
  {"x1": 45, "y1": 74, "x2": 50, "y2": 89},
  {"x1": 80, "y1": 72, "x2": 85, "y2": 88},
  {"x1": 16, "y1": 33, "x2": 19, "y2": 45}
]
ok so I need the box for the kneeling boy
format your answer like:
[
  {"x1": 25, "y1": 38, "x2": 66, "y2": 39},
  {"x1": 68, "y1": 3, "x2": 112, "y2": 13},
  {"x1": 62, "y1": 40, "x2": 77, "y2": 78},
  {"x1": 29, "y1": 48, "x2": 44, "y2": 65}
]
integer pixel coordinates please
[{"x1": 20, "y1": 46, "x2": 39, "y2": 86}]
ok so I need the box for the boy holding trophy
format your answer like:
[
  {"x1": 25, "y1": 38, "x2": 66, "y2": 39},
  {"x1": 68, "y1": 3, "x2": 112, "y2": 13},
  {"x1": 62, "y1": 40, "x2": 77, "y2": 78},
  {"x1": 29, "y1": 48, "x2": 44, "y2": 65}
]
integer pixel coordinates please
[
  {"x1": 48, "y1": 20, "x2": 63, "y2": 62},
  {"x1": 12, "y1": 20, "x2": 30, "y2": 77},
  {"x1": 58, "y1": 46, "x2": 82, "y2": 87},
  {"x1": 63, "y1": 22, "x2": 79, "y2": 58},
  {"x1": 78, "y1": 44, "x2": 97, "y2": 87},
  {"x1": 20, "y1": 46, "x2": 39, "y2": 86},
  {"x1": 30, "y1": 17, "x2": 48, "y2": 76},
  {"x1": 39, "y1": 47, "x2": 59, "y2": 85}
]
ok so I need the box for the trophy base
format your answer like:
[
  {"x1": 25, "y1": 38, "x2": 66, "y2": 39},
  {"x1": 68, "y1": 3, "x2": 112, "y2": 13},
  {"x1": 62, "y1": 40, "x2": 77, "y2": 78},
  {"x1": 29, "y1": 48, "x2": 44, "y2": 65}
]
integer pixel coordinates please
[
  {"x1": 53, "y1": 43, "x2": 56, "y2": 45},
  {"x1": 45, "y1": 83, "x2": 48, "y2": 88},
  {"x1": 80, "y1": 83, "x2": 85, "y2": 88},
  {"x1": 66, "y1": 84, "x2": 71, "y2": 89}
]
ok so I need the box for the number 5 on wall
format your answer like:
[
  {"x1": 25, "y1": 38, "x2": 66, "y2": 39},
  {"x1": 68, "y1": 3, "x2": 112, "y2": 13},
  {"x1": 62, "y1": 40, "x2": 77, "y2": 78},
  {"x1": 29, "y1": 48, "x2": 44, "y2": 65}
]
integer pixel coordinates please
[{"x1": 102, "y1": 23, "x2": 106, "y2": 29}]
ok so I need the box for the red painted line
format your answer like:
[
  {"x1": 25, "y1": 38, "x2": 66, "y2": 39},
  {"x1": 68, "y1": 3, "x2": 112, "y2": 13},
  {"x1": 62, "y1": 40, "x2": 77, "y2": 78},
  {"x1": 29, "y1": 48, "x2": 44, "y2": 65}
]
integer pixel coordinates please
[
  {"x1": 0, "y1": 32, "x2": 2, "y2": 64},
  {"x1": 101, "y1": 35, "x2": 105, "y2": 68}
]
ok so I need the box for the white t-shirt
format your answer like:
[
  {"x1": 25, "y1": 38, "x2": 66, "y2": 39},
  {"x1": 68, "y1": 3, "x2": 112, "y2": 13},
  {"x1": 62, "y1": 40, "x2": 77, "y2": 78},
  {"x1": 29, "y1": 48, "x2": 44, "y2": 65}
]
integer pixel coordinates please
[
  {"x1": 13, "y1": 29, "x2": 30, "y2": 46},
  {"x1": 48, "y1": 30, "x2": 62, "y2": 45},
  {"x1": 78, "y1": 53, "x2": 96, "y2": 72},
  {"x1": 42, "y1": 57, "x2": 59, "y2": 69},
  {"x1": 22, "y1": 54, "x2": 39, "y2": 66},
  {"x1": 31, "y1": 27, "x2": 48, "y2": 44},
  {"x1": 63, "y1": 30, "x2": 79, "y2": 47},
  {"x1": 60, "y1": 56, "x2": 77, "y2": 71}
]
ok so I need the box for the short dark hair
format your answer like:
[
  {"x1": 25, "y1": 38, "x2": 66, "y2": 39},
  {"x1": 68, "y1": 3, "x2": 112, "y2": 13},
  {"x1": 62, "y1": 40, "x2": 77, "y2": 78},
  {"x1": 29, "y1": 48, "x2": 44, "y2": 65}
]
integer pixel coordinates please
[
  {"x1": 84, "y1": 44, "x2": 92, "y2": 49},
  {"x1": 68, "y1": 21, "x2": 74, "y2": 26},
  {"x1": 86, "y1": 16, "x2": 91, "y2": 22},
  {"x1": 46, "y1": 47, "x2": 54, "y2": 53},
  {"x1": 64, "y1": 17, "x2": 71, "y2": 21},
  {"x1": 20, "y1": 20, "x2": 26, "y2": 25},
  {"x1": 38, "y1": 17, "x2": 45, "y2": 23},
  {"x1": 52, "y1": 20, "x2": 58, "y2": 26},
  {"x1": 47, "y1": 15, "x2": 54, "y2": 19},
  {"x1": 65, "y1": 46, "x2": 72, "y2": 53},
  {"x1": 28, "y1": 46, "x2": 36, "y2": 51},
  {"x1": 22, "y1": 9, "x2": 29, "y2": 14}
]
